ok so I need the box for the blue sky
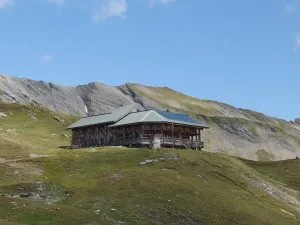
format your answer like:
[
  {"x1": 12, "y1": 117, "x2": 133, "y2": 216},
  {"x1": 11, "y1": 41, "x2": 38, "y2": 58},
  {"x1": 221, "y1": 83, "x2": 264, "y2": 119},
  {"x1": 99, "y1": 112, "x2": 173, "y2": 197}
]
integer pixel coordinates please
[{"x1": 0, "y1": 0, "x2": 299, "y2": 120}]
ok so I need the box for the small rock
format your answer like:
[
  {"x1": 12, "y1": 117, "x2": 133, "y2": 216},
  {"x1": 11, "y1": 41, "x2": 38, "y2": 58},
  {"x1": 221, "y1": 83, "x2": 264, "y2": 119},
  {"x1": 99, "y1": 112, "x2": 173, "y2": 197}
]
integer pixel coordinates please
[
  {"x1": 31, "y1": 114, "x2": 37, "y2": 120},
  {"x1": 53, "y1": 116, "x2": 64, "y2": 122},
  {"x1": 56, "y1": 207, "x2": 60, "y2": 211},
  {"x1": 19, "y1": 193, "x2": 30, "y2": 198},
  {"x1": 110, "y1": 172, "x2": 124, "y2": 181},
  {"x1": 163, "y1": 153, "x2": 179, "y2": 161},
  {"x1": 62, "y1": 133, "x2": 69, "y2": 138},
  {"x1": 140, "y1": 159, "x2": 154, "y2": 165},
  {"x1": 37, "y1": 186, "x2": 45, "y2": 192},
  {"x1": 94, "y1": 209, "x2": 101, "y2": 213},
  {"x1": 110, "y1": 208, "x2": 117, "y2": 212},
  {"x1": 145, "y1": 159, "x2": 153, "y2": 163},
  {"x1": 0, "y1": 112, "x2": 8, "y2": 118}
]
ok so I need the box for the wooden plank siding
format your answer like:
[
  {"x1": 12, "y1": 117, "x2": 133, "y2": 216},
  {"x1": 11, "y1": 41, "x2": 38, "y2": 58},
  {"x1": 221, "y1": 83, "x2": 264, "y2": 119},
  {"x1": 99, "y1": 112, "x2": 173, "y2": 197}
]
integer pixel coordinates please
[
  {"x1": 71, "y1": 123, "x2": 204, "y2": 150},
  {"x1": 71, "y1": 123, "x2": 113, "y2": 148}
]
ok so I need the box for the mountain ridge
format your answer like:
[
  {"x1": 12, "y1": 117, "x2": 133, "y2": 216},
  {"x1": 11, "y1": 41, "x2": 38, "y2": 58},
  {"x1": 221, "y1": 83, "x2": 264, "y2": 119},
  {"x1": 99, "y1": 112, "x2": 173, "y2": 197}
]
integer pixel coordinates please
[{"x1": 0, "y1": 74, "x2": 299, "y2": 161}]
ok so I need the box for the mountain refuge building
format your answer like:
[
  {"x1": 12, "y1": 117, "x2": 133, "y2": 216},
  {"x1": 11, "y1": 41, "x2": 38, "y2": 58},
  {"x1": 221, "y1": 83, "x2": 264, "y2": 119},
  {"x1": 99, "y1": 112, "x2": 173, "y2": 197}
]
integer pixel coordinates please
[{"x1": 68, "y1": 104, "x2": 209, "y2": 149}]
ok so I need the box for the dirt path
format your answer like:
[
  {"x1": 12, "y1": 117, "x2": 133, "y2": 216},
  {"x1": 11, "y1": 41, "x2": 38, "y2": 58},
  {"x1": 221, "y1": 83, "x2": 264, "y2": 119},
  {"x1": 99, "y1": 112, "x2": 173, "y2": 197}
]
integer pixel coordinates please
[
  {"x1": 243, "y1": 174, "x2": 300, "y2": 212},
  {"x1": 0, "y1": 153, "x2": 48, "y2": 164}
]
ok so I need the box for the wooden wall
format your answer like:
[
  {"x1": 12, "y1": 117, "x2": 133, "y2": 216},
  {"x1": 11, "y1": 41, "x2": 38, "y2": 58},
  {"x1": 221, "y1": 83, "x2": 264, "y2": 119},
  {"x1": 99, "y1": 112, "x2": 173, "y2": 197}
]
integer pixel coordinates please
[
  {"x1": 71, "y1": 124, "x2": 113, "y2": 148},
  {"x1": 71, "y1": 123, "x2": 204, "y2": 149}
]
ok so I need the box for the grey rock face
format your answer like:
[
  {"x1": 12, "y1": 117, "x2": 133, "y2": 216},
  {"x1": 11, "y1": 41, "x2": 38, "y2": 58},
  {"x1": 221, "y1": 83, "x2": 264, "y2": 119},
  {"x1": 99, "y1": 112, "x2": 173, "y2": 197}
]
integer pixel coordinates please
[
  {"x1": 0, "y1": 75, "x2": 134, "y2": 116},
  {"x1": 118, "y1": 84, "x2": 160, "y2": 110},
  {"x1": 295, "y1": 118, "x2": 300, "y2": 125}
]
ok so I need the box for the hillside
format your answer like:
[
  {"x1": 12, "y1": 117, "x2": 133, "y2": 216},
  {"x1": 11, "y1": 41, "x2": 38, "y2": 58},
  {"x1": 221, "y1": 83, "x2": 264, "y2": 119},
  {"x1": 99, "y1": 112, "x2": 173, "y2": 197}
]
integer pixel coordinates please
[
  {"x1": 1, "y1": 104, "x2": 300, "y2": 224},
  {"x1": 1, "y1": 74, "x2": 300, "y2": 160},
  {"x1": 122, "y1": 84, "x2": 300, "y2": 161}
]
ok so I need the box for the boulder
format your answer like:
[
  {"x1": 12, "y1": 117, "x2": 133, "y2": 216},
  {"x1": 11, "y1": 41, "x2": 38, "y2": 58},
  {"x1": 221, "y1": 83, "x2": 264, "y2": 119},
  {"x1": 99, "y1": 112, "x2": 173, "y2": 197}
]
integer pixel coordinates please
[
  {"x1": 0, "y1": 112, "x2": 7, "y2": 118},
  {"x1": 53, "y1": 116, "x2": 64, "y2": 122},
  {"x1": 19, "y1": 193, "x2": 30, "y2": 198}
]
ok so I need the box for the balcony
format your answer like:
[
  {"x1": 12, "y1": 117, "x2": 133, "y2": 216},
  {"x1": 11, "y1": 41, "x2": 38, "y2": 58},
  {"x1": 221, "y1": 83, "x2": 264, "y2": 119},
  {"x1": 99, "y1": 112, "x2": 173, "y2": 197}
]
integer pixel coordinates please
[{"x1": 113, "y1": 135, "x2": 204, "y2": 149}]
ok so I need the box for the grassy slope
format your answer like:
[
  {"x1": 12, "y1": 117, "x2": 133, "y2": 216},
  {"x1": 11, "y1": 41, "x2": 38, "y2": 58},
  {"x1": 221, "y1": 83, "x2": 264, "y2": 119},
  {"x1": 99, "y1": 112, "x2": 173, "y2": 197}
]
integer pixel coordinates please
[
  {"x1": 128, "y1": 84, "x2": 222, "y2": 116},
  {"x1": 0, "y1": 103, "x2": 76, "y2": 159},
  {"x1": 129, "y1": 84, "x2": 300, "y2": 156},
  {"x1": 1, "y1": 104, "x2": 300, "y2": 224},
  {"x1": 245, "y1": 159, "x2": 300, "y2": 193},
  {"x1": 1, "y1": 149, "x2": 300, "y2": 225}
]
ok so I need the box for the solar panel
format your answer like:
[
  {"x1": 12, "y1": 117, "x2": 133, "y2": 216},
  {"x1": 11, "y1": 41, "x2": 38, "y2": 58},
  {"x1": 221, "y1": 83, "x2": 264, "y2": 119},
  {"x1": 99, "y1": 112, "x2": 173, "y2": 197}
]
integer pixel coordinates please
[{"x1": 156, "y1": 111, "x2": 202, "y2": 125}]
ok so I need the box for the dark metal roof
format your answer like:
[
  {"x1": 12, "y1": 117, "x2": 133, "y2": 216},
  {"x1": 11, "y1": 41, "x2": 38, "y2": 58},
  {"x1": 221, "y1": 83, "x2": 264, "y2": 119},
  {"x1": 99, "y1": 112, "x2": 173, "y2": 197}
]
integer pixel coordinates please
[
  {"x1": 68, "y1": 104, "x2": 209, "y2": 129},
  {"x1": 109, "y1": 110, "x2": 165, "y2": 127},
  {"x1": 110, "y1": 110, "x2": 209, "y2": 128},
  {"x1": 156, "y1": 111, "x2": 207, "y2": 127},
  {"x1": 68, "y1": 103, "x2": 144, "y2": 129}
]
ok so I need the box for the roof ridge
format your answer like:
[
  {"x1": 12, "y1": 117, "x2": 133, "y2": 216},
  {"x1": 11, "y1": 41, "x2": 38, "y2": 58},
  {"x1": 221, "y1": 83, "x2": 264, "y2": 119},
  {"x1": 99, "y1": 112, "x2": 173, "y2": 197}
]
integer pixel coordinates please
[
  {"x1": 153, "y1": 110, "x2": 168, "y2": 121},
  {"x1": 83, "y1": 112, "x2": 111, "y2": 118},
  {"x1": 141, "y1": 110, "x2": 153, "y2": 122},
  {"x1": 84, "y1": 103, "x2": 145, "y2": 118},
  {"x1": 155, "y1": 110, "x2": 188, "y2": 116},
  {"x1": 122, "y1": 109, "x2": 152, "y2": 114}
]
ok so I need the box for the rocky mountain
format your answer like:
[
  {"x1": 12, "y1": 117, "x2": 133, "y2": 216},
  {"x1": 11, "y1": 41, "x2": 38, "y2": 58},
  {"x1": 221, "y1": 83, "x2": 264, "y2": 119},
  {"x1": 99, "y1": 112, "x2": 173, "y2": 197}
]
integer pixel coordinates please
[
  {"x1": 1, "y1": 73, "x2": 300, "y2": 161},
  {"x1": 0, "y1": 74, "x2": 134, "y2": 116}
]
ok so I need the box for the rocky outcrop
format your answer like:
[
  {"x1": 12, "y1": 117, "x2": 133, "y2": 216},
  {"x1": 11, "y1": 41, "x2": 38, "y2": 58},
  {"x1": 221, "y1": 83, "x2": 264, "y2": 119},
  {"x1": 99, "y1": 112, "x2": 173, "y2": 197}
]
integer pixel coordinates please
[
  {"x1": 0, "y1": 75, "x2": 133, "y2": 116},
  {"x1": 1, "y1": 74, "x2": 299, "y2": 161}
]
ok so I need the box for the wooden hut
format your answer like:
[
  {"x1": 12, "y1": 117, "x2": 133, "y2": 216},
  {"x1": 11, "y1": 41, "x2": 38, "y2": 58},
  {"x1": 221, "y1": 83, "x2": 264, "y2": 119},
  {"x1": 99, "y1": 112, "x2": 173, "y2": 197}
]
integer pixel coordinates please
[{"x1": 68, "y1": 104, "x2": 209, "y2": 150}]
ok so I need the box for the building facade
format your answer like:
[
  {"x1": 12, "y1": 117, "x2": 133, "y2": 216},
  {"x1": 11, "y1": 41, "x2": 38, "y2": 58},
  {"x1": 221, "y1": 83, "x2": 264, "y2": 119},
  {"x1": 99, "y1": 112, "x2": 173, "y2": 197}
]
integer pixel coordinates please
[{"x1": 68, "y1": 104, "x2": 209, "y2": 150}]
